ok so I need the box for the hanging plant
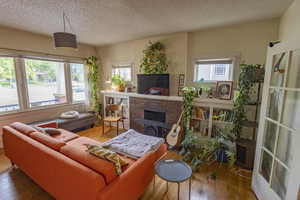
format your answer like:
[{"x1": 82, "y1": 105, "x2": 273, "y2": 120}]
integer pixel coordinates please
[
  {"x1": 232, "y1": 64, "x2": 264, "y2": 138},
  {"x1": 182, "y1": 87, "x2": 197, "y2": 131},
  {"x1": 86, "y1": 56, "x2": 102, "y2": 124},
  {"x1": 139, "y1": 41, "x2": 168, "y2": 74}
]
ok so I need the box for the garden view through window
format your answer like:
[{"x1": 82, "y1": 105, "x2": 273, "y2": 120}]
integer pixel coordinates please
[
  {"x1": 0, "y1": 57, "x2": 19, "y2": 112},
  {"x1": 112, "y1": 65, "x2": 132, "y2": 81},
  {"x1": 71, "y1": 63, "x2": 86, "y2": 102},
  {"x1": 0, "y1": 54, "x2": 87, "y2": 114},
  {"x1": 194, "y1": 59, "x2": 232, "y2": 82},
  {"x1": 25, "y1": 59, "x2": 67, "y2": 107}
]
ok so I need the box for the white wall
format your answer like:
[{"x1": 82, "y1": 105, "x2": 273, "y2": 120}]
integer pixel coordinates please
[
  {"x1": 98, "y1": 18, "x2": 279, "y2": 93},
  {"x1": 97, "y1": 32, "x2": 188, "y2": 96},
  {"x1": 279, "y1": 0, "x2": 300, "y2": 42},
  {"x1": 187, "y1": 18, "x2": 279, "y2": 88}
]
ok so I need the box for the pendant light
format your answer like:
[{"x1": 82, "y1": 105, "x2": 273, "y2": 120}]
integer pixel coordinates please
[{"x1": 53, "y1": 12, "x2": 77, "y2": 49}]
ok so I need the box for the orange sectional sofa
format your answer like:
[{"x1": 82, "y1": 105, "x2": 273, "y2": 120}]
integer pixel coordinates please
[{"x1": 3, "y1": 122, "x2": 167, "y2": 200}]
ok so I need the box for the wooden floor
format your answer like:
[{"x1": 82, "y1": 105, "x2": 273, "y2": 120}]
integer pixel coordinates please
[{"x1": 0, "y1": 126, "x2": 257, "y2": 200}]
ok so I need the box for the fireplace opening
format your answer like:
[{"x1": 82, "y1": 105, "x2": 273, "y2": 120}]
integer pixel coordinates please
[
  {"x1": 144, "y1": 108, "x2": 166, "y2": 123},
  {"x1": 141, "y1": 108, "x2": 167, "y2": 137}
]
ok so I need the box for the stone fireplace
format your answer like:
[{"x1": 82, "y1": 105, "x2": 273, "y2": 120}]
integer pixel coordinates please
[{"x1": 129, "y1": 97, "x2": 182, "y2": 138}]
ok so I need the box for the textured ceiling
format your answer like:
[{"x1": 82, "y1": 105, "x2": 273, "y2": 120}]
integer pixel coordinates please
[{"x1": 0, "y1": 0, "x2": 294, "y2": 46}]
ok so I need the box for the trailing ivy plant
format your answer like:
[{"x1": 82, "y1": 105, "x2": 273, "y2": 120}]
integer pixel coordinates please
[
  {"x1": 232, "y1": 64, "x2": 264, "y2": 138},
  {"x1": 139, "y1": 41, "x2": 168, "y2": 74},
  {"x1": 86, "y1": 56, "x2": 102, "y2": 124},
  {"x1": 182, "y1": 87, "x2": 197, "y2": 131}
]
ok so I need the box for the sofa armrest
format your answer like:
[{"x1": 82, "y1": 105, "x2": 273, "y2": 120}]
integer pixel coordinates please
[
  {"x1": 98, "y1": 144, "x2": 167, "y2": 200},
  {"x1": 37, "y1": 121, "x2": 58, "y2": 128}
]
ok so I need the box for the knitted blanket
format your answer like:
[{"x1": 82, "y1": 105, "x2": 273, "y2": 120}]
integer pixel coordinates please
[{"x1": 103, "y1": 129, "x2": 165, "y2": 159}]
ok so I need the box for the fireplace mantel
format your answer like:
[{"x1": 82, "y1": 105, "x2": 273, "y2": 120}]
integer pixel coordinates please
[
  {"x1": 102, "y1": 90, "x2": 234, "y2": 137},
  {"x1": 101, "y1": 90, "x2": 234, "y2": 107}
]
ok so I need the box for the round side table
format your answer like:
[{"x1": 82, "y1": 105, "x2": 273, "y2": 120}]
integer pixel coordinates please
[{"x1": 155, "y1": 159, "x2": 192, "y2": 200}]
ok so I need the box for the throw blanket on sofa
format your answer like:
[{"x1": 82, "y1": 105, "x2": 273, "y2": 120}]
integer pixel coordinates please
[
  {"x1": 85, "y1": 144, "x2": 128, "y2": 175},
  {"x1": 103, "y1": 129, "x2": 165, "y2": 159}
]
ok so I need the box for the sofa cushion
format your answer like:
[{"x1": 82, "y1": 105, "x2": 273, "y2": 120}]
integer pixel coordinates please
[
  {"x1": 60, "y1": 137, "x2": 134, "y2": 184},
  {"x1": 52, "y1": 129, "x2": 78, "y2": 142},
  {"x1": 10, "y1": 122, "x2": 37, "y2": 136},
  {"x1": 30, "y1": 132, "x2": 66, "y2": 151}
]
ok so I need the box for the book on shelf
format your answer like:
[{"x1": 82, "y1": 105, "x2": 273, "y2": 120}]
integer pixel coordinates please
[
  {"x1": 193, "y1": 107, "x2": 209, "y2": 120},
  {"x1": 213, "y1": 110, "x2": 234, "y2": 122}
]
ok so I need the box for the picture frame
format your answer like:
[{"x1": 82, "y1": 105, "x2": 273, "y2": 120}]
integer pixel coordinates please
[{"x1": 216, "y1": 81, "x2": 233, "y2": 100}]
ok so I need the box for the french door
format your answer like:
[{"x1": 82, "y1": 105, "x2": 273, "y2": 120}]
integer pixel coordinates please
[{"x1": 252, "y1": 40, "x2": 300, "y2": 200}]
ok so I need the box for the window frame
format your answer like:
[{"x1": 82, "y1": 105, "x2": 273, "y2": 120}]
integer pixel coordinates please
[
  {"x1": 111, "y1": 63, "x2": 133, "y2": 82},
  {"x1": 0, "y1": 51, "x2": 87, "y2": 116},
  {"x1": 193, "y1": 58, "x2": 234, "y2": 83}
]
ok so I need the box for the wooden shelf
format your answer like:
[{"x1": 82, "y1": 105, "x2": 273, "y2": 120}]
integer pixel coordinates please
[
  {"x1": 241, "y1": 120, "x2": 258, "y2": 128},
  {"x1": 212, "y1": 120, "x2": 233, "y2": 125}
]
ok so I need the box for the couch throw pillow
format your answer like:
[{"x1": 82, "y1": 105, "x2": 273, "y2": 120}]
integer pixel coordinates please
[
  {"x1": 31, "y1": 126, "x2": 49, "y2": 135},
  {"x1": 44, "y1": 128, "x2": 61, "y2": 136},
  {"x1": 84, "y1": 144, "x2": 128, "y2": 175}
]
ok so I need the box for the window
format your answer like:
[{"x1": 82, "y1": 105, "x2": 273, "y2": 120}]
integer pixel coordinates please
[
  {"x1": 0, "y1": 52, "x2": 88, "y2": 114},
  {"x1": 112, "y1": 65, "x2": 132, "y2": 81},
  {"x1": 194, "y1": 59, "x2": 233, "y2": 82},
  {"x1": 25, "y1": 59, "x2": 66, "y2": 107},
  {"x1": 215, "y1": 64, "x2": 226, "y2": 76},
  {"x1": 0, "y1": 57, "x2": 19, "y2": 112},
  {"x1": 71, "y1": 63, "x2": 86, "y2": 102}
]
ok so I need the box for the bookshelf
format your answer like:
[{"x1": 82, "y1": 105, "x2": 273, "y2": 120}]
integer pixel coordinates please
[{"x1": 191, "y1": 99, "x2": 234, "y2": 137}]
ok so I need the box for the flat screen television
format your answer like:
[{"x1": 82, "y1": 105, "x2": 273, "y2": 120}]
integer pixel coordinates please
[{"x1": 137, "y1": 74, "x2": 169, "y2": 96}]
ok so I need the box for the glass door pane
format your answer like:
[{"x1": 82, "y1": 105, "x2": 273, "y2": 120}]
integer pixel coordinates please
[
  {"x1": 281, "y1": 91, "x2": 300, "y2": 130},
  {"x1": 270, "y1": 53, "x2": 288, "y2": 87},
  {"x1": 260, "y1": 150, "x2": 273, "y2": 182},
  {"x1": 286, "y1": 49, "x2": 300, "y2": 88},
  {"x1": 267, "y1": 88, "x2": 284, "y2": 121},
  {"x1": 275, "y1": 127, "x2": 294, "y2": 167},
  {"x1": 271, "y1": 161, "x2": 289, "y2": 199},
  {"x1": 263, "y1": 120, "x2": 277, "y2": 153}
]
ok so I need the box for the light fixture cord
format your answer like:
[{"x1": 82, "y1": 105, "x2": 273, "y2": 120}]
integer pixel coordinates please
[
  {"x1": 62, "y1": 11, "x2": 75, "y2": 34},
  {"x1": 63, "y1": 11, "x2": 66, "y2": 32}
]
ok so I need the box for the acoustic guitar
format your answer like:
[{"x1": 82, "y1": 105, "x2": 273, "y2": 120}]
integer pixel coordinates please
[{"x1": 166, "y1": 112, "x2": 183, "y2": 146}]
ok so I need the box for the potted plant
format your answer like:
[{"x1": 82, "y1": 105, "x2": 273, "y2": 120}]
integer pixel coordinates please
[
  {"x1": 139, "y1": 41, "x2": 168, "y2": 74},
  {"x1": 111, "y1": 74, "x2": 125, "y2": 92},
  {"x1": 180, "y1": 127, "x2": 236, "y2": 172}
]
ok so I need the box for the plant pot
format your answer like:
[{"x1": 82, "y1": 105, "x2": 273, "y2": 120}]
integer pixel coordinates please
[
  {"x1": 118, "y1": 85, "x2": 125, "y2": 92},
  {"x1": 216, "y1": 149, "x2": 228, "y2": 163}
]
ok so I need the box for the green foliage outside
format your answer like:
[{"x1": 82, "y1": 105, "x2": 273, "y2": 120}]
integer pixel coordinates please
[
  {"x1": 0, "y1": 58, "x2": 16, "y2": 87},
  {"x1": 0, "y1": 57, "x2": 57, "y2": 88},
  {"x1": 139, "y1": 41, "x2": 168, "y2": 74},
  {"x1": 86, "y1": 56, "x2": 102, "y2": 124}
]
